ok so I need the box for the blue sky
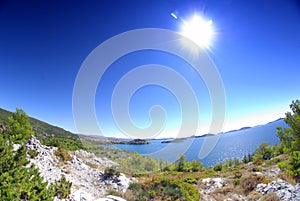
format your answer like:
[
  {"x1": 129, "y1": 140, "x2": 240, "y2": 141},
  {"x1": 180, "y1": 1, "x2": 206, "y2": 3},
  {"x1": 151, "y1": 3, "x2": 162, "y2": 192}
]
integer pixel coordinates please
[{"x1": 0, "y1": 0, "x2": 300, "y2": 138}]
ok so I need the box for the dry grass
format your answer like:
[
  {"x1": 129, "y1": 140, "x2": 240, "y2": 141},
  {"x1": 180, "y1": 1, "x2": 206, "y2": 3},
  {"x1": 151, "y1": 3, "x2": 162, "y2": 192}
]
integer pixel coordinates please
[
  {"x1": 247, "y1": 191, "x2": 262, "y2": 201},
  {"x1": 260, "y1": 192, "x2": 280, "y2": 201},
  {"x1": 278, "y1": 171, "x2": 297, "y2": 185},
  {"x1": 239, "y1": 175, "x2": 264, "y2": 195},
  {"x1": 85, "y1": 161, "x2": 99, "y2": 169}
]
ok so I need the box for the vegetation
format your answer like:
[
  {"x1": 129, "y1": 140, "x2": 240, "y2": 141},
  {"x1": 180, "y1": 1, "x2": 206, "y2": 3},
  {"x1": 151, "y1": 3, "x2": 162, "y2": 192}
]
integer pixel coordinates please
[
  {"x1": 1, "y1": 101, "x2": 300, "y2": 200},
  {"x1": 50, "y1": 176, "x2": 72, "y2": 199},
  {"x1": 0, "y1": 109, "x2": 71, "y2": 200},
  {"x1": 5, "y1": 108, "x2": 35, "y2": 143},
  {"x1": 277, "y1": 100, "x2": 300, "y2": 179},
  {"x1": 0, "y1": 107, "x2": 84, "y2": 151},
  {"x1": 252, "y1": 142, "x2": 273, "y2": 162},
  {"x1": 103, "y1": 167, "x2": 120, "y2": 179},
  {"x1": 260, "y1": 192, "x2": 280, "y2": 201},
  {"x1": 54, "y1": 147, "x2": 72, "y2": 161},
  {"x1": 41, "y1": 136, "x2": 84, "y2": 151},
  {"x1": 118, "y1": 152, "x2": 161, "y2": 174},
  {"x1": 128, "y1": 177, "x2": 200, "y2": 201}
]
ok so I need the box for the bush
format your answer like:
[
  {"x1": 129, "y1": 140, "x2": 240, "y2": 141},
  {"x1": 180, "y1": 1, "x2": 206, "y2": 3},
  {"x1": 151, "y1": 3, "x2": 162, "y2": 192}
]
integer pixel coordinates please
[
  {"x1": 41, "y1": 137, "x2": 84, "y2": 151},
  {"x1": 107, "y1": 189, "x2": 122, "y2": 197},
  {"x1": 183, "y1": 177, "x2": 198, "y2": 184},
  {"x1": 233, "y1": 178, "x2": 241, "y2": 186},
  {"x1": 50, "y1": 176, "x2": 72, "y2": 199},
  {"x1": 213, "y1": 163, "x2": 223, "y2": 171},
  {"x1": 129, "y1": 177, "x2": 200, "y2": 201},
  {"x1": 54, "y1": 147, "x2": 72, "y2": 161},
  {"x1": 253, "y1": 142, "x2": 272, "y2": 162},
  {"x1": 252, "y1": 167, "x2": 263, "y2": 172},
  {"x1": 28, "y1": 149, "x2": 38, "y2": 158},
  {"x1": 234, "y1": 171, "x2": 242, "y2": 179},
  {"x1": 191, "y1": 160, "x2": 203, "y2": 172},
  {"x1": 176, "y1": 155, "x2": 188, "y2": 172},
  {"x1": 118, "y1": 152, "x2": 161, "y2": 174},
  {"x1": 103, "y1": 167, "x2": 120, "y2": 179}
]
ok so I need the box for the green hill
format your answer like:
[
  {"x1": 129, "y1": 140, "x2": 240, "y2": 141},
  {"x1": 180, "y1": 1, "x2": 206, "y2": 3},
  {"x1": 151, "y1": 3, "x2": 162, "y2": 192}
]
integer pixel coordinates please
[{"x1": 0, "y1": 108, "x2": 83, "y2": 150}]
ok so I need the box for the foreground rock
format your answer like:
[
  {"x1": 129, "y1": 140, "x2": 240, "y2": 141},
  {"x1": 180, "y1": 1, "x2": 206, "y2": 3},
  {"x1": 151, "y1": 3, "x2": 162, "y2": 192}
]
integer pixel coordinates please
[
  {"x1": 256, "y1": 179, "x2": 300, "y2": 201},
  {"x1": 25, "y1": 136, "x2": 132, "y2": 200}
]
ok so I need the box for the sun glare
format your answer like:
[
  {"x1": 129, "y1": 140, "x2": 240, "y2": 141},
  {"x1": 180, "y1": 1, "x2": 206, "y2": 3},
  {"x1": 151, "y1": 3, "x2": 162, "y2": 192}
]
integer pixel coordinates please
[{"x1": 180, "y1": 14, "x2": 214, "y2": 49}]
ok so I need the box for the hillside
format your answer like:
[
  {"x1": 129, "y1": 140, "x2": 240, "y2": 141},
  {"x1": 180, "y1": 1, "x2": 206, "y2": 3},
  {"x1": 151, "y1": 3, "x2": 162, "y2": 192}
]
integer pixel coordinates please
[
  {"x1": 0, "y1": 108, "x2": 77, "y2": 139},
  {"x1": 0, "y1": 107, "x2": 86, "y2": 151}
]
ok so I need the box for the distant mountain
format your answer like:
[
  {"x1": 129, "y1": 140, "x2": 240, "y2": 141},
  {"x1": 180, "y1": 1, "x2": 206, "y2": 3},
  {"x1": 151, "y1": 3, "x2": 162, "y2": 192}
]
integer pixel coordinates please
[
  {"x1": 0, "y1": 108, "x2": 78, "y2": 140},
  {"x1": 223, "y1": 118, "x2": 285, "y2": 134}
]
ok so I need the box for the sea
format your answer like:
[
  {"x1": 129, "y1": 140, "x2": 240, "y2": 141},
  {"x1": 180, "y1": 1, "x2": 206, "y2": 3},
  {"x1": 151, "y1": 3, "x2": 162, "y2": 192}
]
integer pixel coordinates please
[{"x1": 105, "y1": 119, "x2": 287, "y2": 167}]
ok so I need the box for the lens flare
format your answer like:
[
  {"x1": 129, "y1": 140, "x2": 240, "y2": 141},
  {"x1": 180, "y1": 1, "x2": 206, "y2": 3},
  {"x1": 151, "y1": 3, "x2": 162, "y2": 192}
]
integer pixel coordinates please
[{"x1": 181, "y1": 14, "x2": 214, "y2": 48}]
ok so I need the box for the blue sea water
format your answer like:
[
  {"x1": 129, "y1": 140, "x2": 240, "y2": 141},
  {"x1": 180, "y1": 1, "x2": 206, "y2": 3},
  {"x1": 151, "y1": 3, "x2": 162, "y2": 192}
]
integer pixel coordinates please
[{"x1": 106, "y1": 119, "x2": 286, "y2": 167}]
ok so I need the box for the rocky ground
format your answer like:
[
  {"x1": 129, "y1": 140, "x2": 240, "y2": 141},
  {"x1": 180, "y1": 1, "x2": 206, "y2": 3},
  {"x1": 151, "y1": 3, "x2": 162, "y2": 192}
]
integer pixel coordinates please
[
  {"x1": 22, "y1": 136, "x2": 300, "y2": 201},
  {"x1": 25, "y1": 136, "x2": 132, "y2": 201},
  {"x1": 197, "y1": 161, "x2": 300, "y2": 201}
]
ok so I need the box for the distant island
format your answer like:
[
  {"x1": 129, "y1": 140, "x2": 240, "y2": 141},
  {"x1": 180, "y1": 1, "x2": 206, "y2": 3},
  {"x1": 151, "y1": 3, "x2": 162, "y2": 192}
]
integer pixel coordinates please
[
  {"x1": 161, "y1": 138, "x2": 185, "y2": 143},
  {"x1": 113, "y1": 138, "x2": 150, "y2": 145}
]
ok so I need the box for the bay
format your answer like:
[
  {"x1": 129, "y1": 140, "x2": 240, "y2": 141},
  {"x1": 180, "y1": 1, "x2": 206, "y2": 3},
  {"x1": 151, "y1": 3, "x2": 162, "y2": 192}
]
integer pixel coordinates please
[{"x1": 105, "y1": 119, "x2": 286, "y2": 167}]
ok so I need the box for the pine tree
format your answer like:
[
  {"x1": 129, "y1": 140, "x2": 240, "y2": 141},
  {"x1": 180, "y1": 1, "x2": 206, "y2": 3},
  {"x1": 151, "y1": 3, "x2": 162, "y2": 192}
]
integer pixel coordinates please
[
  {"x1": 0, "y1": 109, "x2": 55, "y2": 200},
  {"x1": 277, "y1": 100, "x2": 300, "y2": 178},
  {"x1": 6, "y1": 108, "x2": 34, "y2": 143}
]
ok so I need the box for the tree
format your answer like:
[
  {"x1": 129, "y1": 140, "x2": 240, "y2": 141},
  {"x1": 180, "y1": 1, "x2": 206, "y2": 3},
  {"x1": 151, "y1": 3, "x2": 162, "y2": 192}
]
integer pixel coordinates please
[
  {"x1": 253, "y1": 142, "x2": 272, "y2": 161},
  {"x1": 191, "y1": 160, "x2": 203, "y2": 172},
  {"x1": 0, "y1": 131, "x2": 54, "y2": 200},
  {"x1": 176, "y1": 155, "x2": 187, "y2": 172},
  {"x1": 144, "y1": 156, "x2": 159, "y2": 171},
  {"x1": 0, "y1": 109, "x2": 72, "y2": 200},
  {"x1": 277, "y1": 100, "x2": 300, "y2": 178},
  {"x1": 6, "y1": 108, "x2": 34, "y2": 143}
]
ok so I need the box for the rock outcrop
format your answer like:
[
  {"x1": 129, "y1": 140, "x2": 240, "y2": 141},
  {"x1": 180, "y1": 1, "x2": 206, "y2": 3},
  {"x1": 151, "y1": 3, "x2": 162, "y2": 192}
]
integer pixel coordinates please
[
  {"x1": 25, "y1": 136, "x2": 132, "y2": 201},
  {"x1": 256, "y1": 179, "x2": 300, "y2": 201}
]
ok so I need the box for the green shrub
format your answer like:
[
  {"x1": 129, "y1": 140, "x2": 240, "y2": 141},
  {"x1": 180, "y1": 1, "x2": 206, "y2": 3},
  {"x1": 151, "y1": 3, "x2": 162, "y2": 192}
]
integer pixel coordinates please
[
  {"x1": 129, "y1": 177, "x2": 200, "y2": 201},
  {"x1": 253, "y1": 142, "x2": 273, "y2": 162},
  {"x1": 252, "y1": 167, "x2": 263, "y2": 172},
  {"x1": 213, "y1": 163, "x2": 223, "y2": 171},
  {"x1": 28, "y1": 149, "x2": 38, "y2": 158},
  {"x1": 50, "y1": 176, "x2": 72, "y2": 199},
  {"x1": 191, "y1": 160, "x2": 203, "y2": 172},
  {"x1": 183, "y1": 177, "x2": 198, "y2": 184},
  {"x1": 234, "y1": 171, "x2": 242, "y2": 179},
  {"x1": 233, "y1": 178, "x2": 241, "y2": 186},
  {"x1": 118, "y1": 152, "x2": 161, "y2": 174},
  {"x1": 129, "y1": 182, "x2": 142, "y2": 192},
  {"x1": 107, "y1": 189, "x2": 121, "y2": 197},
  {"x1": 104, "y1": 167, "x2": 120, "y2": 179},
  {"x1": 41, "y1": 137, "x2": 84, "y2": 151}
]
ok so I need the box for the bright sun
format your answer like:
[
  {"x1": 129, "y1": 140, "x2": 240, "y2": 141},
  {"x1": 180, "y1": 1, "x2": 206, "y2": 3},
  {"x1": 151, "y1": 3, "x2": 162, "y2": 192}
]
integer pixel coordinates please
[{"x1": 180, "y1": 14, "x2": 214, "y2": 49}]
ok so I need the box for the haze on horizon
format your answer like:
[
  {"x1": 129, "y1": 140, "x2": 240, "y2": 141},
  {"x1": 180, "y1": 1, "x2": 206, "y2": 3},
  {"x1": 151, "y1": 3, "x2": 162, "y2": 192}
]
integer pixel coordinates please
[{"x1": 0, "y1": 0, "x2": 299, "y2": 138}]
